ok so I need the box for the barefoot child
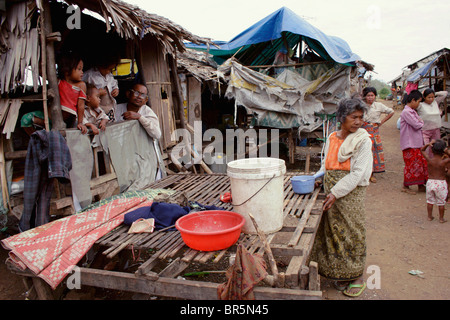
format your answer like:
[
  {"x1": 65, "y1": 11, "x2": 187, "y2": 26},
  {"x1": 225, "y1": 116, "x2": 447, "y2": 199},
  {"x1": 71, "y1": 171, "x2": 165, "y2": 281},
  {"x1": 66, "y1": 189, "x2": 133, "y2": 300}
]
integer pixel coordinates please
[
  {"x1": 399, "y1": 90, "x2": 427, "y2": 194},
  {"x1": 421, "y1": 139, "x2": 450, "y2": 223},
  {"x1": 82, "y1": 84, "x2": 109, "y2": 135}
]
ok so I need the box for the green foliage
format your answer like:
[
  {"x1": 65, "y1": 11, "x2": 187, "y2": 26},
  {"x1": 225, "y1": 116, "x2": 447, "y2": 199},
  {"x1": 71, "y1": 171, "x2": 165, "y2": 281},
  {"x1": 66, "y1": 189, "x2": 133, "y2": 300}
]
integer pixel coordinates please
[
  {"x1": 379, "y1": 87, "x2": 390, "y2": 99},
  {"x1": 369, "y1": 79, "x2": 391, "y2": 99}
]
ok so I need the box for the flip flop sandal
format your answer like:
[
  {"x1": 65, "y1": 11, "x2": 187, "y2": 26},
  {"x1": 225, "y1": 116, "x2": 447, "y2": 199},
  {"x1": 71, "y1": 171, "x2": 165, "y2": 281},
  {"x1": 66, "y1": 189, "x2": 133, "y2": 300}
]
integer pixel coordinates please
[
  {"x1": 333, "y1": 281, "x2": 348, "y2": 291},
  {"x1": 343, "y1": 282, "x2": 366, "y2": 297}
]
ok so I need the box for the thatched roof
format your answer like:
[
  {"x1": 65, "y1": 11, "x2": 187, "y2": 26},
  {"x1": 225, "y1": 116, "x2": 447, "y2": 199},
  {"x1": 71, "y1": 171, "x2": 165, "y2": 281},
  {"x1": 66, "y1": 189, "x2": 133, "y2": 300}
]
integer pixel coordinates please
[
  {"x1": 177, "y1": 49, "x2": 222, "y2": 83},
  {"x1": 61, "y1": 0, "x2": 212, "y2": 54},
  {"x1": 0, "y1": 0, "x2": 214, "y2": 94}
]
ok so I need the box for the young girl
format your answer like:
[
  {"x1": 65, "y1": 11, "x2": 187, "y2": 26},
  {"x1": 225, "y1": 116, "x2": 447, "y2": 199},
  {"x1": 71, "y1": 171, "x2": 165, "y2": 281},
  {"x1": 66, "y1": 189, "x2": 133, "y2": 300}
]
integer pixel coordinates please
[
  {"x1": 400, "y1": 90, "x2": 427, "y2": 194},
  {"x1": 20, "y1": 52, "x2": 88, "y2": 134},
  {"x1": 57, "y1": 52, "x2": 88, "y2": 134},
  {"x1": 417, "y1": 89, "x2": 448, "y2": 157},
  {"x1": 361, "y1": 87, "x2": 395, "y2": 183}
]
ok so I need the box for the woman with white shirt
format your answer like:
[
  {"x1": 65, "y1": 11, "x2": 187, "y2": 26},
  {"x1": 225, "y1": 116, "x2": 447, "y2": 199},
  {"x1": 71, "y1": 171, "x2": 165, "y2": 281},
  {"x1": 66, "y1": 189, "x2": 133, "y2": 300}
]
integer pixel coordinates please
[
  {"x1": 417, "y1": 89, "x2": 448, "y2": 157},
  {"x1": 361, "y1": 87, "x2": 395, "y2": 183}
]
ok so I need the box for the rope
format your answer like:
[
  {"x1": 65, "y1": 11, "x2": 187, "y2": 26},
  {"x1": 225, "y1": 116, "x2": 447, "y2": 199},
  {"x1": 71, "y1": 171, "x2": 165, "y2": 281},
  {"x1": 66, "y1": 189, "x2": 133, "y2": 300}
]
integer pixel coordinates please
[{"x1": 232, "y1": 174, "x2": 276, "y2": 207}]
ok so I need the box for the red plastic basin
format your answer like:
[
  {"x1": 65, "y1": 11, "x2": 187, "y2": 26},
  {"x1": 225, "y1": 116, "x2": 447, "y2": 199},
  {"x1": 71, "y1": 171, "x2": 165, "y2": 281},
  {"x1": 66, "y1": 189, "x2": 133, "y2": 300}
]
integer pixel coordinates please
[{"x1": 175, "y1": 210, "x2": 245, "y2": 251}]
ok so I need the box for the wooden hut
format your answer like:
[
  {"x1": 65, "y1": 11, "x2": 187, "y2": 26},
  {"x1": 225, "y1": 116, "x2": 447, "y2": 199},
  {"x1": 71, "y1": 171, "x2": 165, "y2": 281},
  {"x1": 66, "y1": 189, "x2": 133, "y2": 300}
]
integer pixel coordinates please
[{"x1": 0, "y1": 0, "x2": 213, "y2": 231}]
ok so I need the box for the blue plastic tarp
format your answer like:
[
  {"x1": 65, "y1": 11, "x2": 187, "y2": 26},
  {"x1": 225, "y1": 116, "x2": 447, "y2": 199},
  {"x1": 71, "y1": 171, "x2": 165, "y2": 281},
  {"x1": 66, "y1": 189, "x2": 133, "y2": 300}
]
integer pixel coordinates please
[
  {"x1": 186, "y1": 7, "x2": 360, "y2": 65},
  {"x1": 407, "y1": 57, "x2": 438, "y2": 82}
]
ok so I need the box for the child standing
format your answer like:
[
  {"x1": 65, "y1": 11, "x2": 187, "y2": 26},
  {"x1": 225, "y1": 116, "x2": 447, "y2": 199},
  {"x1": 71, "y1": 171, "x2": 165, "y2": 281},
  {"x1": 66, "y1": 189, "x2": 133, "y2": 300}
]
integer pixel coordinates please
[
  {"x1": 57, "y1": 53, "x2": 88, "y2": 134},
  {"x1": 421, "y1": 139, "x2": 450, "y2": 223},
  {"x1": 82, "y1": 84, "x2": 109, "y2": 135},
  {"x1": 399, "y1": 90, "x2": 427, "y2": 194},
  {"x1": 20, "y1": 52, "x2": 88, "y2": 134}
]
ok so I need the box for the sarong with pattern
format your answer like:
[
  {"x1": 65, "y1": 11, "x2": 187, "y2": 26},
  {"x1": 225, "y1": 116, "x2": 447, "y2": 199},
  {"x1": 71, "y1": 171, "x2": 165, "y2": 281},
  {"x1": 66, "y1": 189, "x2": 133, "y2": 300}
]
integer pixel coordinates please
[
  {"x1": 362, "y1": 122, "x2": 385, "y2": 173},
  {"x1": 310, "y1": 170, "x2": 367, "y2": 281},
  {"x1": 402, "y1": 148, "x2": 428, "y2": 187}
]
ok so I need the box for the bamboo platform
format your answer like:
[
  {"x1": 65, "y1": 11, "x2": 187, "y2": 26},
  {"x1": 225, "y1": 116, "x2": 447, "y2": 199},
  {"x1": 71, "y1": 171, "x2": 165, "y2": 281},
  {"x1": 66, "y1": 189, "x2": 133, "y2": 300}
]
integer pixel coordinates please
[
  {"x1": 79, "y1": 172, "x2": 325, "y2": 300},
  {"x1": 7, "y1": 172, "x2": 325, "y2": 300}
]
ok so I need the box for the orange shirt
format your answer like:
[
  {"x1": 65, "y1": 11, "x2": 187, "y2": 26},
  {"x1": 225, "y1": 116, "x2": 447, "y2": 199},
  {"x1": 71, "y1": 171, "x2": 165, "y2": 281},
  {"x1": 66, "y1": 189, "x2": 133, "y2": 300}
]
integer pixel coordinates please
[{"x1": 325, "y1": 132, "x2": 351, "y2": 171}]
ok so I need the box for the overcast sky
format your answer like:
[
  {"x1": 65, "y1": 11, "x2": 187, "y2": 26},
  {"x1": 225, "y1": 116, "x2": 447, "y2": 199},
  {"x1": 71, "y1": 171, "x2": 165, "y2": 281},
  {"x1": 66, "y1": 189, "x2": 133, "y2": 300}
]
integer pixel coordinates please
[{"x1": 127, "y1": 0, "x2": 449, "y2": 83}]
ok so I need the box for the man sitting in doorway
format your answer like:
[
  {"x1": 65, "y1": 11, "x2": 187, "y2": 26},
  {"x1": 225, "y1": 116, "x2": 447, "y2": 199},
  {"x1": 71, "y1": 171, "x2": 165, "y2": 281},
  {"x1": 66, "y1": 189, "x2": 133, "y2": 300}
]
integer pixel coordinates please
[{"x1": 115, "y1": 83, "x2": 161, "y2": 140}]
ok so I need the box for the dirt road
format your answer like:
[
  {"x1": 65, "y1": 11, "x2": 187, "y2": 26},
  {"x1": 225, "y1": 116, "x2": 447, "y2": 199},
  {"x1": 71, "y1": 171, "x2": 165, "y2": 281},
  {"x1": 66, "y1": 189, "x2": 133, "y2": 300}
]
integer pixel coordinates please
[
  {"x1": 322, "y1": 108, "x2": 450, "y2": 300},
  {"x1": 0, "y1": 107, "x2": 448, "y2": 300}
]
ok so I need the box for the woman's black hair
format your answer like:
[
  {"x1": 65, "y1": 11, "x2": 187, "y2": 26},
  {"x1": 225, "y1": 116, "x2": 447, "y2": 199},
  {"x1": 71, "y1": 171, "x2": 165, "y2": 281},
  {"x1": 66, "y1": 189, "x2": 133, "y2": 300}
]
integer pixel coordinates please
[
  {"x1": 57, "y1": 51, "x2": 82, "y2": 80},
  {"x1": 423, "y1": 88, "x2": 435, "y2": 99},
  {"x1": 362, "y1": 86, "x2": 377, "y2": 97},
  {"x1": 336, "y1": 98, "x2": 368, "y2": 124}
]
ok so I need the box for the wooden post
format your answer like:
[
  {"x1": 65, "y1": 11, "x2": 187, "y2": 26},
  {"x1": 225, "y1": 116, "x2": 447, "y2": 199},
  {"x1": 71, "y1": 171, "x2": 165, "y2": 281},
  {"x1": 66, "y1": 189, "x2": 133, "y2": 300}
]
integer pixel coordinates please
[
  {"x1": 444, "y1": 57, "x2": 448, "y2": 122},
  {"x1": 308, "y1": 261, "x2": 320, "y2": 291},
  {"x1": 38, "y1": 12, "x2": 49, "y2": 131},
  {"x1": 169, "y1": 55, "x2": 186, "y2": 129},
  {"x1": 289, "y1": 128, "x2": 295, "y2": 164},
  {"x1": 41, "y1": 0, "x2": 65, "y2": 131},
  {"x1": 248, "y1": 212, "x2": 280, "y2": 287}
]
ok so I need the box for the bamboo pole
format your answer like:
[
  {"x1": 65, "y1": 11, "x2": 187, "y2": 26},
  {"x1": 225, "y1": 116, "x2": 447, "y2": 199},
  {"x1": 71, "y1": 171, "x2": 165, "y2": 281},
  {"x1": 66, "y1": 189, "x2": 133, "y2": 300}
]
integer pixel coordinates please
[
  {"x1": 169, "y1": 54, "x2": 186, "y2": 129},
  {"x1": 246, "y1": 60, "x2": 333, "y2": 69},
  {"x1": 248, "y1": 212, "x2": 280, "y2": 287},
  {"x1": 444, "y1": 61, "x2": 448, "y2": 122},
  {"x1": 38, "y1": 15, "x2": 49, "y2": 131},
  {"x1": 42, "y1": 0, "x2": 65, "y2": 131}
]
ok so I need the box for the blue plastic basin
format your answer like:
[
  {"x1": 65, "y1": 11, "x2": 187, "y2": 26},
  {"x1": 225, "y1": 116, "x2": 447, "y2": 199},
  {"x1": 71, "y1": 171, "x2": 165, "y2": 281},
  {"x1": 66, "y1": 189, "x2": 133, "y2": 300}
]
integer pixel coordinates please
[{"x1": 290, "y1": 171, "x2": 324, "y2": 194}]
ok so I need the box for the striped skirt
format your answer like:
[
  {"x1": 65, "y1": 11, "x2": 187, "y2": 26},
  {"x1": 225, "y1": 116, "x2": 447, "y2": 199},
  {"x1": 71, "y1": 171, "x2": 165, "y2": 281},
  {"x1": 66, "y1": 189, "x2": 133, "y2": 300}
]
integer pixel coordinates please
[
  {"x1": 402, "y1": 148, "x2": 428, "y2": 187},
  {"x1": 362, "y1": 122, "x2": 385, "y2": 173},
  {"x1": 310, "y1": 170, "x2": 367, "y2": 281}
]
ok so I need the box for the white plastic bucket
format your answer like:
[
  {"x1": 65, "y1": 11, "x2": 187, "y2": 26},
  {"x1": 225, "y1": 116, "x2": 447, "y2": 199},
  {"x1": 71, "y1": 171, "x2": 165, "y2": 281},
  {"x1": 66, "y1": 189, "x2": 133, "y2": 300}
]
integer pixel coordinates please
[{"x1": 227, "y1": 157, "x2": 286, "y2": 234}]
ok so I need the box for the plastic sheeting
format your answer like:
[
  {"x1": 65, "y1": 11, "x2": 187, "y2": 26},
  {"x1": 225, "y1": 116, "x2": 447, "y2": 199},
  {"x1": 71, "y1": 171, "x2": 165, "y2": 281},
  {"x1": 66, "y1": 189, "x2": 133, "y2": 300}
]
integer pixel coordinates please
[
  {"x1": 407, "y1": 57, "x2": 438, "y2": 82},
  {"x1": 66, "y1": 120, "x2": 159, "y2": 210},
  {"x1": 218, "y1": 59, "x2": 350, "y2": 131}
]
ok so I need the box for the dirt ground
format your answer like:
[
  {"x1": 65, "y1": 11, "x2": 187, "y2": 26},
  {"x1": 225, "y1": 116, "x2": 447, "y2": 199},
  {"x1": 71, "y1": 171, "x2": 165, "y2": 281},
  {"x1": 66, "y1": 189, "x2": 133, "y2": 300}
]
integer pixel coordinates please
[{"x1": 0, "y1": 104, "x2": 448, "y2": 300}]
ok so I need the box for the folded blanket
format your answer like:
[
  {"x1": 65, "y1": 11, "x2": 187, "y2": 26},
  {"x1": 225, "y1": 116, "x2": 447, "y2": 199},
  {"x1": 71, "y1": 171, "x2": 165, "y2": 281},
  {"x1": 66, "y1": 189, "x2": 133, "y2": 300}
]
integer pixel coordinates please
[{"x1": 123, "y1": 201, "x2": 225, "y2": 230}]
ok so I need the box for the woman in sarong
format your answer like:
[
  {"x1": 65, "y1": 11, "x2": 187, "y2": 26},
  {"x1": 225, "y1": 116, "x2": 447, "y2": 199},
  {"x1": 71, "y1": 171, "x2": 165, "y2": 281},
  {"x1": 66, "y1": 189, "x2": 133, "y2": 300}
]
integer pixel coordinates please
[
  {"x1": 399, "y1": 90, "x2": 427, "y2": 194},
  {"x1": 310, "y1": 98, "x2": 373, "y2": 297},
  {"x1": 361, "y1": 87, "x2": 394, "y2": 183}
]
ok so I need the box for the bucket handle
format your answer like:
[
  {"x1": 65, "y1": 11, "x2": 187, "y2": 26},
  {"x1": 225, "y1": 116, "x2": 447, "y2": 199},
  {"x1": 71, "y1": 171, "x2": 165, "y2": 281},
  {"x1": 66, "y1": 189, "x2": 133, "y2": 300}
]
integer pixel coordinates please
[{"x1": 232, "y1": 174, "x2": 276, "y2": 207}]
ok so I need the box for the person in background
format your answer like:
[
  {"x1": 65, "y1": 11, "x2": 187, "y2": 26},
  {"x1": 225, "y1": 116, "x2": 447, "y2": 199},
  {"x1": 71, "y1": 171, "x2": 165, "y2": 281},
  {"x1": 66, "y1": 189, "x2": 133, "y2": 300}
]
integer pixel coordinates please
[
  {"x1": 417, "y1": 88, "x2": 448, "y2": 157},
  {"x1": 361, "y1": 87, "x2": 394, "y2": 183},
  {"x1": 311, "y1": 98, "x2": 372, "y2": 298},
  {"x1": 114, "y1": 83, "x2": 161, "y2": 140},
  {"x1": 399, "y1": 90, "x2": 427, "y2": 195}
]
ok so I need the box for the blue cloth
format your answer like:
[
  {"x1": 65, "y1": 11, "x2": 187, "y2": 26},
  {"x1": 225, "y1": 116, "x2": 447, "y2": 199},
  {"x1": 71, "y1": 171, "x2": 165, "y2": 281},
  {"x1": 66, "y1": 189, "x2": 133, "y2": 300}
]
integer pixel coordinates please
[{"x1": 123, "y1": 202, "x2": 225, "y2": 230}]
